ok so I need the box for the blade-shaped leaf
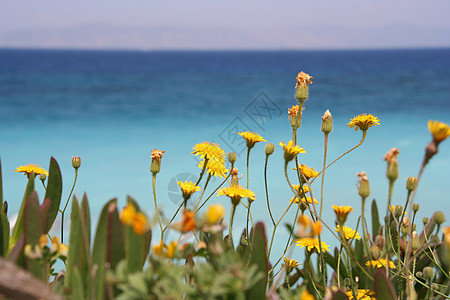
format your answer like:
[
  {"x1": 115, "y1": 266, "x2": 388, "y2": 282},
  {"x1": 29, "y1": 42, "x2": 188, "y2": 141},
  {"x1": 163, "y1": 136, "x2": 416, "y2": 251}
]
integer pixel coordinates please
[
  {"x1": 371, "y1": 199, "x2": 381, "y2": 238},
  {"x1": 374, "y1": 269, "x2": 396, "y2": 300},
  {"x1": 24, "y1": 191, "x2": 44, "y2": 280},
  {"x1": 43, "y1": 157, "x2": 62, "y2": 233},
  {"x1": 0, "y1": 211, "x2": 9, "y2": 257},
  {"x1": 106, "y1": 199, "x2": 125, "y2": 269},
  {"x1": 125, "y1": 196, "x2": 147, "y2": 273},
  {"x1": 11, "y1": 173, "x2": 35, "y2": 245},
  {"x1": 246, "y1": 222, "x2": 268, "y2": 299}
]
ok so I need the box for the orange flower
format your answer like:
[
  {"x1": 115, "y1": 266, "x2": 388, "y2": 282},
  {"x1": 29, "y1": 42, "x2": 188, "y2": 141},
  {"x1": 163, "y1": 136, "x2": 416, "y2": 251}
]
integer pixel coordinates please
[{"x1": 182, "y1": 210, "x2": 196, "y2": 232}]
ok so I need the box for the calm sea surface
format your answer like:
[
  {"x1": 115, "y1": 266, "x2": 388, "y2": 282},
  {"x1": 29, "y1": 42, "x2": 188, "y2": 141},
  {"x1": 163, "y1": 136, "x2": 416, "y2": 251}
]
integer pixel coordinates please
[{"x1": 0, "y1": 48, "x2": 449, "y2": 257}]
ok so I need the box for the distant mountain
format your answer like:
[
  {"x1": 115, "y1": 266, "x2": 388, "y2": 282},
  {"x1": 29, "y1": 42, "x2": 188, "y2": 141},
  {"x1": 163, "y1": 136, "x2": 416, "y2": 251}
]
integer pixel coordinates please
[{"x1": 0, "y1": 23, "x2": 448, "y2": 50}]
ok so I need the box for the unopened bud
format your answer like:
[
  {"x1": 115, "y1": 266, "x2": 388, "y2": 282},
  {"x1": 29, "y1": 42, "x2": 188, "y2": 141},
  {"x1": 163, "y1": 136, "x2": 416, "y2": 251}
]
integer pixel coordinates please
[
  {"x1": 72, "y1": 156, "x2": 81, "y2": 169},
  {"x1": 295, "y1": 85, "x2": 309, "y2": 102},
  {"x1": 228, "y1": 152, "x2": 237, "y2": 164},
  {"x1": 150, "y1": 159, "x2": 161, "y2": 174},
  {"x1": 39, "y1": 173, "x2": 47, "y2": 181},
  {"x1": 376, "y1": 235, "x2": 385, "y2": 250},
  {"x1": 412, "y1": 203, "x2": 420, "y2": 213},
  {"x1": 411, "y1": 231, "x2": 420, "y2": 251},
  {"x1": 416, "y1": 271, "x2": 423, "y2": 279},
  {"x1": 434, "y1": 211, "x2": 446, "y2": 225},
  {"x1": 356, "y1": 171, "x2": 370, "y2": 199},
  {"x1": 423, "y1": 217, "x2": 430, "y2": 225},
  {"x1": 383, "y1": 148, "x2": 399, "y2": 182},
  {"x1": 402, "y1": 217, "x2": 410, "y2": 227},
  {"x1": 395, "y1": 205, "x2": 403, "y2": 218},
  {"x1": 423, "y1": 266, "x2": 434, "y2": 280},
  {"x1": 321, "y1": 109, "x2": 333, "y2": 134},
  {"x1": 406, "y1": 176, "x2": 417, "y2": 192},
  {"x1": 401, "y1": 224, "x2": 409, "y2": 235},
  {"x1": 264, "y1": 143, "x2": 275, "y2": 156},
  {"x1": 369, "y1": 245, "x2": 381, "y2": 260},
  {"x1": 299, "y1": 202, "x2": 307, "y2": 212},
  {"x1": 344, "y1": 278, "x2": 351, "y2": 289}
]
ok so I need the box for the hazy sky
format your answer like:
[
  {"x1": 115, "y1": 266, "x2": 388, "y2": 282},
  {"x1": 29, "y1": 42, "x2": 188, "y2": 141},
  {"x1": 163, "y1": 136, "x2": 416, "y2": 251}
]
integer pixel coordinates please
[{"x1": 1, "y1": 0, "x2": 450, "y2": 49}]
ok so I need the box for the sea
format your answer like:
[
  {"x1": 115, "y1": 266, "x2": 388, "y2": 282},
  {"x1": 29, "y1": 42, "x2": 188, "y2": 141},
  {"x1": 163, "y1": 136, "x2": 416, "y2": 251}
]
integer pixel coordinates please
[{"x1": 0, "y1": 48, "x2": 449, "y2": 260}]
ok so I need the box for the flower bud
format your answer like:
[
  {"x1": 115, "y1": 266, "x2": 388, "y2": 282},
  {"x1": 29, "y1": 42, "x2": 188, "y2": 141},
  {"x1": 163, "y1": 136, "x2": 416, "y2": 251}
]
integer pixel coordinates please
[
  {"x1": 369, "y1": 245, "x2": 381, "y2": 260},
  {"x1": 383, "y1": 148, "x2": 399, "y2": 182},
  {"x1": 344, "y1": 278, "x2": 351, "y2": 289},
  {"x1": 423, "y1": 266, "x2": 434, "y2": 280},
  {"x1": 299, "y1": 202, "x2": 307, "y2": 212},
  {"x1": 423, "y1": 217, "x2": 430, "y2": 225},
  {"x1": 434, "y1": 211, "x2": 446, "y2": 225},
  {"x1": 402, "y1": 217, "x2": 410, "y2": 227},
  {"x1": 376, "y1": 235, "x2": 385, "y2": 250},
  {"x1": 228, "y1": 152, "x2": 237, "y2": 164},
  {"x1": 356, "y1": 171, "x2": 370, "y2": 199},
  {"x1": 412, "y1": 203, "x2": 420, "y2": 213},
  {"x1": 395, "y1": 205, "x2": 403, "y2": 218},
  {"x1": 230, "y1": 167, "x2": 240, "y2": 186},
  {"x1": 39, "y1": 173, "x2": 47, "y2": 181},
  {"x1": 72, "y1": 156, "x2": 81, "y2": 169},
  {"x1": 149, "y1": 149, "x2": 165, "y2": 175},
  {"x1": 296, "y1": 86, "x2": 309, "y2": 101},
  {"x1": 401, "y1": 224, "x2": 409, "y2": 236},
  {"x1": 416, "y1": 271, "x2": 423, "y2": 279},
  {"x1": 321, "y1": 109, "x2": 333, "y2": 134},
  {"x1": 406, "y1": 176, "x2": 417, "y2": 192},
  {"x1": 264, "y1": 143, "x2": 275, "y2": 156},
  {"x1": 411, "y1": 231, "x2": 420, "y2": 251}
]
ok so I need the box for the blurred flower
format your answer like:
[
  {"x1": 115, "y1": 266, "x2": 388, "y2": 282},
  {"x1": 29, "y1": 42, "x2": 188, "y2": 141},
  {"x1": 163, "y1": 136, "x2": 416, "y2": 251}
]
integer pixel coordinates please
[
  {"x1": 198, "y1": 159, "x2": 228, "y2": 178},
  {"x1": 178, "y1": 181, "x2": 201, "y2": 200},
  {"x1": 310, "y1": 221, "x2": 322, "y2": 236},
  {"x1": 283, "y1": 257, "x2": 301, "y2": 273},
  {"x1": 356, "y1": 171, "x2": 370, "y2": 199},
  {"x1": 297, "y1": 214, "x2": 309, "y2": 227},
  {"x1": 290, "y1": 195, "x2": 318, "y2": 204},
  {"x1": 14, "y1": 164, "x2": 49, "y2": 176},
  {"x1": 237, "y1": 131, "x2": 266, "y2": 149},
  {"x1": 444, "y1": 227, "x2": 450, "y2": 247},
  {"x1": 192, "y1": 141, "x2": 225, "y2": 162},
  {"x1": 279, "y1": 140, "x2": 306, "y2": 162},
  {"x1": 365, "y1": 258, "x2": 396, "y2": 269},
  {"x1": 296, "y1": 238, "x2": 329, "y2": 253},
  {"x1": 332, "y1": 205, "x2": 354, "y2": 224},
  {"x1": 181, "y1": 210, "x2": 196, "y2": 232},
  {"x1": 205, "y1": 204, "x2": 225, "y2": 224},
  {"x1": 59, "y1": 243, "x2": 68, "y2": 257},
  {"x1": 335, "y1": 225, "x2": 361, "y2": 240},
  {"x1": 153, "y1": 241, "x2": 165, "y2": 257},
  {"x1": 347, "y1": 113, "x2": 380, "y2": 131},
  {"x1": 299, "y1": 290, "x2": 315, "y2": 300},
  {"x1": 217, "y1": 185, "x2": 255, "y2": 206},
  {"x1": 166, "y1": 241, "x2": 178, "y2": 259},
  {"x1": 120, "y1": 203, "x2": 137, "y2": 226},
  {"x1": 428, "y1": 120, "x2": 450, "y2": 142},
  {"x1": 383, "y1": 147, "x2": 399, "y2": 182},
  {"x1": 133, "y1": 212, "x2": 148, "y2": 235},
  {"x1": 346, "y1": 289, "x2": 375, "y2": 300},
  {"x1": 39, "y1": 234, "x2": 48, "y2": 248},
  {"x1": 295, "y1": 71, "x2": 313, "y2": 88}
]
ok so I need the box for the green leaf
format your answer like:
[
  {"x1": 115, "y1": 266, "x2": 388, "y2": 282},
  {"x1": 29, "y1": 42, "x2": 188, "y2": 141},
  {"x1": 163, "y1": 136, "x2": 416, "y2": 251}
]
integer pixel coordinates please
[
  {"x1": 371, "y1": 199, "x2": 381, "y2": 238},
  {"x1": 70, "y1": 266, "x2": 85, "y2": 300},
  {"x1": 11, "y1": 173, "x2": 35, "y2": 246},
  {"x1": 246, "y1": 222, "x2": 268, "y2": 299},
  {"x1": 125, "y1": 196, "x2": 146, "y2": 273},
  {"x1": 0, "y1": 211, "x2": 9, "y2": 257},
  {"x1": 106, "y1": 199, "x2": 125, "y2": 269},
  {"x1": 24, "y1": 191, "x2": 44, "y2": 280},
  {"x1": 39, "y1": 197, "x2": 51, "y2": 234},
  {"x1": 374, "y1": 269, "x2": 396, "y2": 300},
  {"x1": 332, "y1": 289, "x2": 350, "y2": 300},
  {"x1": 80, "y1": 193, "x2": 91, "y2": 250},
  {"x1": 65, "y1": 197, "x2": 89, "y2": 290},
  {"x1": 92, "y1": 199, "x2": 116, "y2": 300},
  {"x1": 43, "y1": 157, "x2": 63, "y2": 233}
]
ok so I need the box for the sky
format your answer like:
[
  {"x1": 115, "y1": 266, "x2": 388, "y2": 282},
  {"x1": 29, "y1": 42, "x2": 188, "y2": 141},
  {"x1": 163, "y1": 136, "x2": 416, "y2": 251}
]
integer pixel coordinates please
[{"x1": 1, "y1": 0, "x2": 450, "y2": 50}]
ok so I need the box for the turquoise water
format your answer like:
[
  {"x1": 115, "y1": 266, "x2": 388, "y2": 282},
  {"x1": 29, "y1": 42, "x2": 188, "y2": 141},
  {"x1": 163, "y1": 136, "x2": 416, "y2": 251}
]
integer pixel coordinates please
[{"x1": 0, "y1": 49, "x2": 449, "y2": 259}]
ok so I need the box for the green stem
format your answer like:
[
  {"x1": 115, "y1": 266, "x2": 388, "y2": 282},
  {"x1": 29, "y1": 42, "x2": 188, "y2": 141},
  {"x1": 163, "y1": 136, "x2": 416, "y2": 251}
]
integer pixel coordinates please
[
  {"x1": 229, "y1": 204, "x2": 237, "y2": 249},
  {"x1": 152, "y1": 173, "x2": 163, "y2": 240},
  {"x1": 195, "y1": 157, "x2": 209, "y2": 186},
  {"x1": 194, "y1": 172, "x2": 231, "y2": 213},
  {"x1": 60, "y1": 168, "x2": 78, "y2": 244},
  {"x1": 319, "y1": 133, "x2": 328, "y2": 218},
  {"x1": 311, "y1": 130, "x2": 366, "y2": 184},
  {"x1": 193, "y1": 174, "x2": 212, "y2": 209},
  {"x1": 264, "y1": 155, "x2": 275, "y2": 225},
  {"x1": 267, "y1": 202, "x2": 294, "y2": 259}
]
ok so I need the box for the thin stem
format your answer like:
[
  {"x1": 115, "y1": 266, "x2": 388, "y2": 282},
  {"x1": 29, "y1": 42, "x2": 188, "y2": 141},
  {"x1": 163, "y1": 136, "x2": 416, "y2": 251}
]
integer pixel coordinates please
[
  {"x1": 264, "y1": 155, "x2": 275, "y2": 226},
  {"x1": 60, "y1": 168, "x2": 78, "y2": 243},
  {"x1": 267, "y1": 202, "x2": 294, "y2": 259},
  {"x1": 337, "y1": 244, "x2": 343, "y2": 288},
  {"x1": 195, "y1": 157, "x2": 209, "y2": 186},
  {"x1": 311, "y1": 130, "x2": 367, "y2": 184},
  {"x1": 194, "y1": 172, "x2": 231, "y2": 213},
  {"x1": 193, "y1": 174, "x2": 212, "y2": 209},
  {"x1": 229, "y1": 204, "x2": 237, "y2": 249},
  {"x1": 41, "y1": 180, "x2": 47, "y2": 191},
  {"x1": 319, "y1": 133, "x2": 328, "y2": 218},
  {"x1": 152, "y1": 173, "x2": 163, "y2": 240}
]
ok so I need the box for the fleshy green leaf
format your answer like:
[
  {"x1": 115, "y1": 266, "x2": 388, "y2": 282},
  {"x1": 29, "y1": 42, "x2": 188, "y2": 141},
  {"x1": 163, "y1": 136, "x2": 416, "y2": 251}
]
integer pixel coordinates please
[
  {"x1": 107, "y1": 199, "x2": 125, "y2": 269},
  {"x1": 43, "y1": 157, "x2": 63, "y2": 233},
  {"x1": 246, "y1": 222, "x2": 268, "y2": 299},
  {"x1": 70, "y1": 266, "x2": 85, "y2": 300},
  {"x1": 0, "y1": 211, "x2": 9, "y2": 257},
  {"x1": 374, "y1": 269, "x2": 396, "y2": 300},
  {"x1": 125, "y1": 196, "x2": 147, "y2": 273},
  {"x1": 24, "y1": 191, "x2": 44, "y2": 280},
  {"x1": 371, "y1": 199, "x2": 381, "y2": 238},
  {"x1": 11, "y1": 173, "x2": 35, "y2": 246}
]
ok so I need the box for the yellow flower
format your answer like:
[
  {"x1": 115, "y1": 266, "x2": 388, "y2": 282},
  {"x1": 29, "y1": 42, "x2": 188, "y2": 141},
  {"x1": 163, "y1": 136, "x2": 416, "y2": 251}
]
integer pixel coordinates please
[
  {"x1": 166, "y1": 241, "x2": 178, "y2": 259},
  {"x1": 347, "y1": 113, "x2": 380, "y2": 131},
  {"x1": 295, "y1": 71, "x2": 313, "y2": 88},
  {"x1": 178, "y1": 181, "x2": 201, "y2": 200},
  {"x1": 198, "y1": 160, "x2": 228, "y2": 178},
  {"x1": 39, "y1": 234, "x2": 48, "y2": 248},
  {"x1": 332, "y1": 205, "x2": 354, "y2": 224},
  {"x1": 443, "y1": 227, "x2": 450, "y2": 247},
  {"x1": 14, "y1": 164, "x2": 49, "y2": 176},
  {"x1": 205, "y1": 204, "x2": 225, "y2": 224},
  {"x1": 297, "y1": 164, "x2": 319, "y2": 180},
  {"x1": 428, "y1": 120, "x2": 450, "y2": 142},
  {"x1": 153, "y1": 241, "x2": 165, "y2": 257},
  {"x1": 133, "y1": 212, "x2": 148, "y2": 235},
  {"x1": 283, "y1": 257, "x2": 301, "y2": 273},
  {"x1": 149, "y1": 148, "x2": 166, "y2": 160},
  {"x1": 288, "y1": 105, "x2": 300, "y2": 118},
  {"x1": 120, "y1": 203, "x2": 137, "y2": 226},
  {"x1": 192, "y1": 141, "x2": 226, "y2": 163},
  {"x1": 346, "y1": 289, "x2": 375, "y2": 300},
  {"x1": 335, "y1": 225, "x2": 361, "y2": 240},
  {"x1": 279, "y1": 140, "x2": 306, "y2": 162},
  {"x1": 310, "y1": 221, "x2": 322, "y2": 236},
  {"x1": 299, "y1": 290, "x2": 315, "y2": 300},
  {"x1": 59, "y1": 243, "x2": 68, "y2": 257},
  {"x1": 290, "y1": 196, "x2": 318, "y2": 204},
  {"x1": 297, "y1": 214, "x2": 309, "y2": 227},
  {"x1": 296, "y1": 238, "x2": 329, "y2": 253},
  {"x1": 237, "y1": 131, "x2": 266, "y2": 149},
  {"x1": 217, "y1": 185, "x2": 255, "y2": 206},
  {"x1": 290, "y1": 184, "x2": 318, "y2": 204},
  {"x1": 365, "y1": 258, "x2": 396, "y2": 269}
]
